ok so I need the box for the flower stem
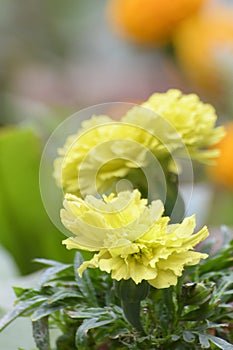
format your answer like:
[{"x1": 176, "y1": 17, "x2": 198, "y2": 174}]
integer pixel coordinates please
[
  {"x1": 121, "y1": 300, "x2": 146, "y2": 335},
  {"x1": 114, "y1": 279, "x2": 149, "y2": 335}
]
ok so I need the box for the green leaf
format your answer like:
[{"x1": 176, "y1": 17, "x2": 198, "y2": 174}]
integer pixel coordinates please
[
  {"x1": 32, "y1": 317, "x2": 50, "y2": 350},
  {"x1": 0, "y1": 296, "x2": 47, "y2": 331},
  {"x1": 67, "y1": 307, "x2": 114, "y2": 319},
  {"x1": 182, "y1": 331, "x2": 195, "y2": 343},
  {"x1": 171, "y1": 334, "x2": 180, "y2": 341},
  {"x1": 193, "y1": 332, "x2": 233, "y2": 350},
  {"x1": 47, "y1": 289, "x2": 83, "y2": 304},
  {"x1": 207, "y1": 334, "x2": 233, "y2": 350},
  {"x1": 73, "y1": 253, "x2": 97, "y2": 306},
  {"x1": 75, "y1": 317, "x2": 116, "y2": 349},
  {"x1": 182, "y1": 282, "x2": 214, "y2": 306},
  {"x1": 31, "y1": 302, "x2": 65, "y2": 321},
  {"x1": 197, "y1": 334, "x2": 210, "y2": 348},
  {"x1": 34, "y1": 258, "x2": 71, "y2": 267},
  {"x1": 11, "y1": 287, "x2": 45, "y2": 303},
  {"x1": 38, "y1": 263, "x2": 72, "y2": 286},
  {"x1": 199, "y1": 241, "x2": 233, "y2": 275},
  {"x1": 181, "y1": 299, "x2": 216, "y2": 321},
  {"x1": 13, "y1": 286, "x2": 30, "y2": 298},
  {"x1": 0, "y1": 127, "x2": 73, "y2": 275}
]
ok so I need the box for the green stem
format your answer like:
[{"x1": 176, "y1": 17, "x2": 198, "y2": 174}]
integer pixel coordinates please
[
  {"x1": 32, "y1": 317, "x2": 50, "y2": 350},
  {"x1": 121, "y1": 301, "x2": 146, "y2": 335},
  {"x1": 114, "y1": 279, "x2": 149, "y2": 335}
]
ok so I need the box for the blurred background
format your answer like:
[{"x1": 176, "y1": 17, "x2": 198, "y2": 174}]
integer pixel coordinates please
[{"x1": 0, "y1": 0, "x2": 233, "y2": 347}]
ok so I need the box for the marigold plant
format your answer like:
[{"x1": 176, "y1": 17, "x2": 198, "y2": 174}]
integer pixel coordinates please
[{"x1": 0, "y1": 90, "x2": 232, "y2": 349}]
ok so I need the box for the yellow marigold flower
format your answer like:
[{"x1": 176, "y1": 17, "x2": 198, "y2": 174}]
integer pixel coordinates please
[
  {"x1": 107, "y1": 0, "x2": 205, "y2": 45},
  {"x1": 123, "y1": 89, "x2": 224, "y2": 163},
  {"x1": 62, "y1": 190, "x2": 209, "y2": 289},
  {"x1": 54, "y1": 90, "x2": 224, "y2": 197},
  {"x1": 53, "y1": 115, "x2": 152, "y2": 196},
  {"x1": 173, "y1": 5, "x2": 233, "y2": 98}
]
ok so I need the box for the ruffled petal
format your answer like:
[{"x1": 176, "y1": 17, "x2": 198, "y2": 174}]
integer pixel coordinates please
[{"x1": 148, "y1": 269, "x2": 178, "y2": 289}]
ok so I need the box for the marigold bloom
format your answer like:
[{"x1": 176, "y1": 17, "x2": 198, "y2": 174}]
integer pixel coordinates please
[
  {"x1": 62, "y1": 190, "x2": 208, "y2": 289},
  {"x1": 53, "y1": 115, "x2": 153, "y2": 196},
  {"x1": 107, "y1": 0, "x2": 205, "y2": 45},
  {"x1": 54, "y1": 90, "x2": 224, "y2": 197},
  {"x1": 123, "y1": 89, "x2": 224, "y2": 163}
]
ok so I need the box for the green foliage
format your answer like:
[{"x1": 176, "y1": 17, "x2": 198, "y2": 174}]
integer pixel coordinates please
[
  {"x1": 0, "y1": 127, "x2": 74, "y2": 274},
  {"x1": 0, "y1": 235, "x2": 233, "y2": 350}
]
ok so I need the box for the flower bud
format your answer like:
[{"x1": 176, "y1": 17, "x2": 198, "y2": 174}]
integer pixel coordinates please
[
  {"x1": 114, "y1": 279, "x2": 150, "y2": 303},
  {"x1": 182, "y1": 282, "x2": 214, "y2": 306}
]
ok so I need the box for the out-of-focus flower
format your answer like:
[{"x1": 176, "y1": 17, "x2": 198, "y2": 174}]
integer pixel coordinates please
[
  {"x1": 54, "y1": 90, "x2": 224, "y2": 197},
  {"x1": 107, "y1": 0, "x2": 205, "y2": 45},
  {"x1": 208, "y1": 123, "x2": 233, "y2": 190},
  {"x1": 62, "y1": 190, "x2": 208, "y2": 289},
  {"x1": 123, "y1": 89, "x2": 225, "y2": 163},
  {"x1": 53, "y1": 115, "x2": 151, "y2": 196},
  {"x1": 173, "y1": 4, "x2": 233, "y2": 98}
]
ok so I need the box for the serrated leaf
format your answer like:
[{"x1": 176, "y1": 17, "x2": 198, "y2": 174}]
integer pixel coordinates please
[
  {"x1": 73, "y1": 253, "x2": 97, "y2": 306},
  {"x1": 206, "y1": 321, "x2": 229, "y2": 329},
  {"x1": 31, "y1": 302, "x2": 64, "y2": 321},
  {"x1": 34, "y1": 258, "x2": 71, "y2": 267},
  {"x1": 0, "y1": 296, "x2": 47, "y2": 331},
  {"x1": 67, "y1": 307, "x2": 113, "y2": 319},
  {"x1": 47, "y1": 289, "x2": 82, "y2": 304},
  {"x1": 32, "y1": 317, "x2": 49, "y2": 350},
  {"x1": 75, "y1": 317, "x2": 116, "y2": 349},
  {"x1": 198, "y1": 333, "x2": 210, "y2": 348},
  {"x1": 199, "y1": 241, "x2": 233, "y2": 275},
  {"x1": 207, "y1": 334, "x2": 233, "y2": 350},
  {"x1": 38, "y1": 264, "x2": 71, "y2": 286},
  {"x1": 40, "y1": 285, "x2": 56, "y2": 295},
  {"x1": 13, "y1": 286, "x2": 31, "y2": 298}
]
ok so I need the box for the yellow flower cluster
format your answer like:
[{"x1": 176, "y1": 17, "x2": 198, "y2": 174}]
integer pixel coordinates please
[
  {"x1": 54, "y1": 90, "x2": 224, "y2": 197},
  {"x1": 124, "y1": 89, "x2": 224, "y2": 162},
  {"x1": 62, "y1": 190, "x2": 208, "y2": 289}
]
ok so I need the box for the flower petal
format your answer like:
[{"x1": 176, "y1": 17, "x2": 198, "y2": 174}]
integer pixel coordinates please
[{"x1": 148, "y1": 269, "x2": 178, "y2": 289}]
